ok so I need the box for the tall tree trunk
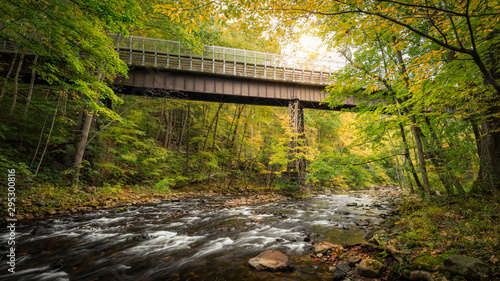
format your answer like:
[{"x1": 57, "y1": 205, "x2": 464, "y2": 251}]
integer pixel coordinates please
[
  {"x1": 424, "y1": 116, "x2": 463, "y2": 196},
  {"x1": 470, "y1": 116, "x2": 485, "y2": 187},
  {"x1": 410, "y1": 115, "x2": 431, "y2": 198},
  {"x1": 229, "y1": 105, "x2": 245, "y2": 150},
  {"x1": 35, "y1": 96, "x2": 60, "y2": 176},
  {"x1": 211, "y1": 106, "x2": 220, "y2": 153},
  {"x1": 478, "y1": 107, "x2": 500, "y2": 194},
  {"x1": 156, "y1": 106, "x2": 165, "y2": 142},
  {"x1": 185, "y1": 106, "x2": 192, "y2": 174},
  {"x1": 165, "y1": 108, "x2": 174, "y2": 149},
  {"x1": 71, "y1": 106, "x2": 95, "y2": 187},
  {"x1": 61, "y1": 89, "x2": 68, "y2": 117},
  {"x1": 393, "y1": 37, "x2": 430, "y2": 197},
  {"x1": 178, "y1": 104, "x2": 189, "y2": 152},
  {"x1": 399, "y1": 122, "x2": 423, "y2": 192},
  {"x1": 403, "y1": 157, "x2": 415, "y2": 193},
  {"x1": 23, "y1": 53, "x2": 39, "y2": 118},
  {"x1": 0, "y1": 55, "x2": 17, "y2": 101},
  {"x1": 202, "y1": 102, "x2": 223, "y2": 151},
  {"x1": 162, "y1": 107, "x2": 170, "y2": 149},
  {"x1": 30, "y1": 112, "x2": 50, "y2": 170},
  {"x1": 9, "y1": 51, "x2": 25, "y2": 115}
]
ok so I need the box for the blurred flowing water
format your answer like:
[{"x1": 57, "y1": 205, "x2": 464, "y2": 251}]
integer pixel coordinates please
[{"x1": 0, "y1": 194, "x2": 391, "y2": 280}]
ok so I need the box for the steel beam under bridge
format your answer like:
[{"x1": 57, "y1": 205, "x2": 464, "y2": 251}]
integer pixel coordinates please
[
  {"x1": 114, "y1": 66, "x2": 358, "y2": 110},
  {"x1": 114, "y1": 66, "x2": 354, "y2": 185}
]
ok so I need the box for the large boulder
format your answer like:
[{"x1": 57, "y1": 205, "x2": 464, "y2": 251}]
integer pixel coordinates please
[
  {"x1": 440, "y1": 255, "x2": 491, "y2": 281},
  {"x1": 356, "y1": 258, "x2": 386, "y2": 278},
  {"x1": 248, "y1": 250, "x2": 294, "y2": 272}
]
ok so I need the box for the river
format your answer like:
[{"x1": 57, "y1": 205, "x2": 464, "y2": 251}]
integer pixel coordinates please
[{"x1": 0, "y1": 193, "x2": 391, "y2": 280}]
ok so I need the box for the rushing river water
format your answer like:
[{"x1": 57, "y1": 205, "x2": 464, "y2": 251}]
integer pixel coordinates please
[{"x1": 0, "y1": 194, "x2": 391, "y2": 281}]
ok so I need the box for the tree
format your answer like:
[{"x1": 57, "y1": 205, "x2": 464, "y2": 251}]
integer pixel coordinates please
[{"x1": 226, "y1": 0, "x2": 500, "y2": 194}]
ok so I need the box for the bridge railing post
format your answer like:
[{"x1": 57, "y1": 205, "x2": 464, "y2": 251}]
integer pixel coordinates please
[
  {"x1": 253, "y1": 52, "x2": 256, "y2": 77},
  {"x1": 154, "y1": 38, "x2": 157, "y2": 67},
  {"x1": 233, "y1": 49, "x2": 236, "y2": 75},
  {"x1": 211, "y1": 46, "x2": 215, "y2": 73},
  {"x1": 128, "y1": 36, "x2": 133, "y2": 65},
  {"x1": 142, "y1": 37, "x2": 145, "y2": 65},
  {"x1": 178, "y1": 43, "x2": 181, "y2": 69}
]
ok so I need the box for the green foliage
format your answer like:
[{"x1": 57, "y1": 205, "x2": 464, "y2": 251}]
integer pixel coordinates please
[{"x1": 395, "y1": 196, "x2": 500, "y2": 262}]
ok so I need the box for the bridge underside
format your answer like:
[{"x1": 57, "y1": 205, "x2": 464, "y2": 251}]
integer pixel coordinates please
[
  {"x1": 114, "y1": 66, "x2": 358, "y2": 110},
  {"x1": 2, "y1": 54, "x2": 358, "y2": 186}
]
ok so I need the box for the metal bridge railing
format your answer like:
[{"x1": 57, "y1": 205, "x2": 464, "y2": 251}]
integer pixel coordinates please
[
  {"x1": 0, "y1": 31, "x2": 344, "y2": 85},
  {"x1": 111, "y1": 34, "x2": 343, "y2": 85}
]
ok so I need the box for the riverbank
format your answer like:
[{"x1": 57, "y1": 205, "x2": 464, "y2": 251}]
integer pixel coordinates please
[
  {"x1": 307, "y1": 193, "x2": 500, "y2": 280},
  {"x1": 0, "y1": 181, "x2": 389, "y2": 221},
  {"x1": 0, "y1": 183, "x2": 300, "y2": 221}
]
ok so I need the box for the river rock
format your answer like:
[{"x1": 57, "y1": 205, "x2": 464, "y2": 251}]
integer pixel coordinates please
[
  {"x1": 365, "y1": 210, "x2": 376, "y2": 216},
  {"x1": 248, "y1": 250, "x2": 293, "y2": 272},
  {"x1": 347, "y1": 254, "x2": 363, "y2": 266},
  {"x1": 31, "y1": 226, "x2": 57, "y2": 235},
  {"x1": 313, "y1": 244, "x2": 331, "y2": 254},
  {"x1": 336, "y1": 262, "x2": 351, "y2": 273},
  {"x1": 356, "y1": 258, "x2": 386, "y2": 278},
  {"x1": 355, "y1": 219, "x2": 370, "y2": 226},
  {"x1": 440, "y1": 255, "x2": 491, "y2": 281},
  {"x1": 346, "y1": 202, "x2": 357, "y2": 207},
  {"x1": 333, "y1": 262, "x2": 354, "y2": 281},
  {"x1": 404, "y1": 270, "x2": 435, "y2": 281},
  {"x1": 333, "y1": 269, "x2": 345, "y2": 281},
  {"x1": 247, "y1": 215, "x2": 263, "y2": 221}
]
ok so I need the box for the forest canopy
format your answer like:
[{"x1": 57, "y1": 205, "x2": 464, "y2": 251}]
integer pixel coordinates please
[{"x1": 0, "y1": 0, "x2": 499, "y2": 199}]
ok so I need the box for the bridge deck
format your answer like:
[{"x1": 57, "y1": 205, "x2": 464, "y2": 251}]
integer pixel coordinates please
[
  {"x1": 110, "y1": 34, "x2": 343, "y2": 85},
  {"x1": 0, "y1": 34, "x2": 357, "y2": 109}
]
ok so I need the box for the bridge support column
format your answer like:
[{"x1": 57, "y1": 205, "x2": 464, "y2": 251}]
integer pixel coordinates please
[{"x1": 282, "y1": 99, "x2": 308, "y2": 185}]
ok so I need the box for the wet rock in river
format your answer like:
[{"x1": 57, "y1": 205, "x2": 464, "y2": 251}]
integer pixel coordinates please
[
  {"x1": 365, "y1": 210, "x2": 376, "y2": 216},
  {"x1": 247, "y1": 215, "x2": 263, "y2": 222},
  {"x1": 31, "y1": 225, "x2": 57, "y2": 235},
  {"x1": 248, "y1": 250, "x2": 294, "y2": 272},
  {"x1": 356, "y1": 258, "x2": 386, "y2": 278},
  {"x1": 127, "y1": 233, "x2": 150, "y2": 241},
  {"x1": 355, "y1": 219, "x2": 370, "y2": 226},
  {"x1": 346, "y1": 202, "x2": 357, "y2": 207},
  {"x1": 292, "y1": 227, "x2": 308, "y2": 233}
]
